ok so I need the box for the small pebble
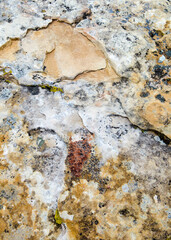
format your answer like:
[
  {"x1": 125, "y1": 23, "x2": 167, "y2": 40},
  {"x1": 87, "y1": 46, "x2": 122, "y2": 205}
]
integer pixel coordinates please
[{"x1": 158, "y1": 55, "x2": 165, "y2": 63}]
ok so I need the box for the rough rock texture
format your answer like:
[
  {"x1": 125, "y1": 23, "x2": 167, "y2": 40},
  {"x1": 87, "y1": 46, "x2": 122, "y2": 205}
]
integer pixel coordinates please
[{"x1": 0, "y1": 0, "x2": 170, "y2": 240}]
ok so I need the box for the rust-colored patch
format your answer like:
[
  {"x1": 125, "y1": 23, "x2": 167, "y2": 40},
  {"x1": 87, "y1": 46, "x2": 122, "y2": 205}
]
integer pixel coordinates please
[{"x1": 67, "y1": 138, "x2": 91, "y2": 177}]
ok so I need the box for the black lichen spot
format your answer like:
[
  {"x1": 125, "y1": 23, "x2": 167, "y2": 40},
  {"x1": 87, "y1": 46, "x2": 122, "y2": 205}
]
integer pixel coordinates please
[
  {"x1": 0, "y1": 187, "x2": 16, "y2": 200},
  {"x1": 149, "y1": 30, "x2": 157, "y2": 38},
  {"x1": 140, "y1": 91, "x2": 150, "y2": 98},
  {"x1": 135, "y1": 61, "x2": 141, "y2": 70},
  {"x1": 74, "y1": 9, "x2": 92, "y2": 25},
  {"x1": 20, "y1": 26, "x2": 26, "y2": 30},
  {"x1": 151, "y1": 65, "x2": 168, "y2": 79},
  {"x1": 166, "y1": 50, "x2": 171, "y2": 58},
  {"x1": 27, "y1": 86, "x2": 40, "y2": 95},
  {"x1": 82, "y1": 9, "x2": 92, "y2": 19},
  {"x1": 126, "y1": 37, "x2": 131, "y2": 41},
  {"x1": 94, "y1": 220, "x2": 99, "y2": 225},
  {"x1": 60, "y1": 3, "x2": 72, "y2": 12},
  {"x1": 152, "y1": 51, "x2": 158, "y2": 57},
  {"x1": 149, "y1": 29, "x2": 163, "y2": 39},
  {"x1": 99, "y1": 202, "x2": 105, "y2": 208},
  {"x1": 119, "y1": 208, "x2": 130, "y2": 217},
  {"x1": 162, "y1": 78, "x2": 171, "y2": 85},
  {"x1": 13, "y1": 222, "x2": 19, "y2": 229},
  {"x1": 122, "y1": 26, "x2": 126, "y2": 30},
  {"x1": 113, "y1": 77, "x2": 129, "y2": 86},
  {"x1": 75, "y1": 90, "x2": 87, "y2": 101},
  {"x1": 7, "y1": 18, "x2": 12, "y2": 23},
  {"x1": 135, "y1": 52, "x2": 141, "y2": 57},
  {"x1": 126, "y1": 67, "x2": 134, "y2": 72},
  {"x1": 0, "y1": 190, "x2": 10, "y2": 200},
  {"x1": 155, "y1": 94, "x2": 166, "y2": 102}
]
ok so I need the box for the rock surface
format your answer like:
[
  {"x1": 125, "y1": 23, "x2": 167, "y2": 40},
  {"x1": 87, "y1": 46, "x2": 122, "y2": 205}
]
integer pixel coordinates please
[{"x1": 0, "y1": 0, "x2": 170, "y2": 240}]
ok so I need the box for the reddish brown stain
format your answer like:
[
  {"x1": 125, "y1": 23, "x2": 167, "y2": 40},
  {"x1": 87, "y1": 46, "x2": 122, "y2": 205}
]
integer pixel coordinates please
[{"x1": 67, "y1": 138, "x2": 91, "y2": 177}]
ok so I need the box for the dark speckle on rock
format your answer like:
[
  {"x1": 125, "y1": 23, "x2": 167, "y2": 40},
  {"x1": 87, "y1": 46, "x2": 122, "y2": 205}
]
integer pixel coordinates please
[
  {"x1": 155, "y1": 94, "x2": 166, "y2": 102},
  {"x1": 94, "y1": 220, "x2": 99, "y2": 225},
  {"x1": 119, "y1": 208, "x2": 130, "y2": 217},
  {"x1": 140, "y1": 92, "x2": 150, "y2": 98},
  {"x1": 166, "y1": 50, "x2": 171, "y2": 58},
  {"x1": 135, "y1": 61, "x2": 141, "y2": 70},
  {"x1": 7, "y1": 18, "x2": 12, "y2": 23},
  {"x1": 27, "y1": 86, "x2": 40, "y2": 95},
  {"x1": 20, "y1": 26, "x2": 26, "y2": 30},
  {"x1": 75, "y1": 90, "x2": 87, "y2": 101},
  {"x1": 162, "y1": 78, "x2": 171, "y2": 85},
  {"x1": 151, "y1": 65, "x2": 167, "y2": 79}
]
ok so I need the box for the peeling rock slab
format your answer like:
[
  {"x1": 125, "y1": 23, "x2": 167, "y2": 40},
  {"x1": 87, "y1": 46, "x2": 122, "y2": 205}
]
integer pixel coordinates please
[
  {"x1": 0, "y1": 21, "x2": 106, "y2": 81},
  {"x1": 42, "y1": 22, "x2": 106, "y2": 79}
]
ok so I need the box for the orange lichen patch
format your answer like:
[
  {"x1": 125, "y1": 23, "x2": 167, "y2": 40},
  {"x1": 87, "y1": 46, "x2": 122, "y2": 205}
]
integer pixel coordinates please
[
  {"x1": 100, "y1": 156, "x2": 132, "y2": 190},
  {"x1": 0, "y1": 173, "x2": 34, "y2": 239},
  {"x1": 0, "y1": 218, "x2": 7, "y2": 234},
  {"x1": 0, "y1": 40, "x2": 20, "y2": 64},
  {"x1": 141, "y1": 101, "x2": 171, "y2": 136},
  {"x1": 0, "y1": 164, "x2": 8, "y2": 171},
  {"x1": 158, "y1": 33, "x2": 171, "y2": 50},
  {"x1": 58, "y1": 179, "x2": 102, "y2": 240},
  {"x1": 0, "y1": 175, "x2": 61, "y2": 239},
  {"x1": 139, "y1": 99, "x2": 171, "y2": 138},
  {"x1": 7, "y1": 151, "x2": 24, "y2": 164},
  {"x1": 59, "y1": 152, "x2": 170, "y2": 240},
  {"x1": 67, "y1": 138, "x2": 91, "y2": 177},
  {"x1": 59, "y1": 154, "x2": 133, "y2": 239},
  {"x1": 0, "y1": 125, "x2": 60, "y2": 239}
]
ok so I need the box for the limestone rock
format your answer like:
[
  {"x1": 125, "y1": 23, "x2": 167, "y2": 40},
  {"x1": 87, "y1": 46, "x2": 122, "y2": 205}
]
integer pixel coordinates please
[{"x1": 0, "y1": 0, "x2": 170, "y2": 240}]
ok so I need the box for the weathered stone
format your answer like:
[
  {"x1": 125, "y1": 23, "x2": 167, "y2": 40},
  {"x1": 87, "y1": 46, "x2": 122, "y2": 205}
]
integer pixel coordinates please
[{"x1": 0, "y1": 0, "x2": 170, "y2": 239}]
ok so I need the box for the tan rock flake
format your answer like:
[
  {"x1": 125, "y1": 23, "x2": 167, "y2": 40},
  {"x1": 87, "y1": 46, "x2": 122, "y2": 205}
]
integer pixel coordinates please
[
  {"x1": 0, "y1": 40, "x2": 20, "y2": 64},
  {"x1": 22, "y1": 21, "x2": 106, "y2": 79}
]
